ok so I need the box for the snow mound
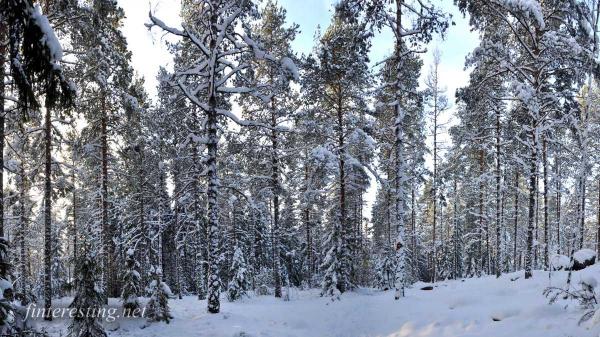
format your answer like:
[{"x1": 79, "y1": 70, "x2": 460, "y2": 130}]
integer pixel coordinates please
[
  {"x1": 574, "y1": 249, "x2": 596, "y2": 263},
  {"x1": 550, "y1": 254, "x2": 571, "y2": 271},
  {"x1": 580, "y1": 274, "x2": 598, "y2": 288}
]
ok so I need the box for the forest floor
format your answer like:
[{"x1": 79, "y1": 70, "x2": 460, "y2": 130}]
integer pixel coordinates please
[{"x1": 38, "y1": 266, "x2": 600, "y2": 337}]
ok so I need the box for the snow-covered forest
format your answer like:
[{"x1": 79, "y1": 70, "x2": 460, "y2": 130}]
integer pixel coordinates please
[{"x1": 2, "y1": 0, "x2": 600, "y2": 336}]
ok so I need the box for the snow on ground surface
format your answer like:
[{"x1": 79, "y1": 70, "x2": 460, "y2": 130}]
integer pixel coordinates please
[{"x1": 38, "y1": 266, "x2": 600, "y2": 337}]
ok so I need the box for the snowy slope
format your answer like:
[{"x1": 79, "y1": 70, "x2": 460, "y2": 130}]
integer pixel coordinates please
[{"x1": 40, "y1": 266, "x2": 600, "y2": 337}]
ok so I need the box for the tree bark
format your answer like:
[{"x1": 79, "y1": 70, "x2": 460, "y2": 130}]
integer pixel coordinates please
[
  {"x1": 495, "y1": 107, "x2": 501, "y2": 277},
  {"x1": 597, "y1": 178, "x2": 600, "y2": 258},
  {"x1": 100, "y1": 93, "x2": 115, "y2": 299},
  {"x1": 525, "y1": 127, "x2": 537, "y2": 279},
  {"x1": 44, "y1": 106, "x2": 52, "y2": 320},
  {"x1": 513, "y1": 171, "x2": 519, "y2": 272},
  {"x1": 19, "y1": 159, "x2": 27, "y2": 293},
  {"x1": 393, "y1": 0, "x2": 408, "y2": 300},
  {"x1": 271, "y1": 99, "x2": 282, "y2": 298},
  {"x1": 206, "y1": 96, "x2": 220, "y2": 313},
  {"x1": 543, "y1": 137, "x2": 549, "y2": 269},
  {"x1": 337, "y1": 90, "x2": 347, "y2": 294},
  {"x1": 0, "y1": 21, "x2": 5, "y2": 238}
]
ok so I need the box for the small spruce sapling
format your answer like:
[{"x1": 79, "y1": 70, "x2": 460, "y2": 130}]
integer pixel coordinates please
[
  {"x1": 121, "y1": 248, "x2": 141, "y2": 314},
  {"x1": 146, "y1": 266, "x2": 173, "y2": 323},
  {"x1": 67, "y1": 248, "x2": 107, "y2": 337},
  {"x1": 227, "y1": 246, "x2": 250, "y2": 302}
]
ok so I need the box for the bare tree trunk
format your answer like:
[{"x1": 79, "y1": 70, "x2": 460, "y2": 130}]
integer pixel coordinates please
[
  {"x1": 100, "y1": 94, "x2": 115, "y2": 300},
  {"x1": 432, "y1": 91, "x2": 438, "y2": 284},
  {"x1": 525, "y1": 127, "x2": 537, "y2": 279},
  {"x1": 513, "y1": 171, "x2": 519, "y2": 272},
  {"x1": 495, "y1": 108, "x2": 501, "y2": 277},
  {"x1": 393, "y1": 0, "x2": 408, "y2": 299},
  {"x1": 597, "y1": 178, "x2": 600, "y2": 258},
  {"x1": 44, "y1": 106, "x2": 52, "y2": 320},
  {"x1": 479, "y1": 150, "x2": 484, "y2": 275},
  {"x1": 581, "y1": 179, "x2": 586, "y2": 250},
  {"x1": 0, "y1": 21, "x2": 5, "y2": 238},
  {"x1": 304, "y1": 153, "x2": 312, "y2": 286},
  {"x1": 337, "y1": 93, "x2": 347, "y2": 294},
  {"x1": 206, "y1": 95, "x2": 220, "y2": 313},
  {"x1": 534, "y1": 175, "x2": 539, "y2": 268},
  {"x1": 271, "y1": 99, "x2": 282, "y2": 298},
  {"x1": 543, "y1": 137, "x2": 549, "y2": 269},
  {"x1": 411, "y1": 187, "x2": 417, "y2": 280},
  {"x1": 453, "y1": 179, "x2": 459, "y2": 279},
  {"x1": 556, "y1": 157, "x2": 561, "y2": 254},
  {"x1": 19, "y1": 160, "x2": 27, "y2": 292},
  {"x1": 72, "y1": 155, "x2": 77, "y2": 266}
]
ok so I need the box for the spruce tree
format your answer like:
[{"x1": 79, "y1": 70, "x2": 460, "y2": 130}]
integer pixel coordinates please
[
  {"x1": 68, "y1": 246, "x2": 107, "y2": 337},
  {"x1": 121, "y1": 248, "x2": 141, "y2": 312},
  {"x1": 146, "y1": 266, "x2": 173, "y2": 324},
  {"x1": 227, "y1": 246, "x2": 250, "y2": 302}
]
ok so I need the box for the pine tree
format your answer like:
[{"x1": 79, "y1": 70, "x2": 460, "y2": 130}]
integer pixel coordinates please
[
  {"x1": 358, "y1": 0, "x2": 448, "y2": 298},
  {"x1": 148, "y1": 0, "x2": 289, "y2": 313},
  {"x1": 237, "y1": 0, "x2": 300, "y2": 299},
  {"x1": 424, "y1": 48, "x2": 449, "y2": 282},
  {"x1": 302, "y1": 2, "x2": 373, "y2": 298},
  {"x1": 457, "y1": 0, "x2": 595, "y2": 279}
]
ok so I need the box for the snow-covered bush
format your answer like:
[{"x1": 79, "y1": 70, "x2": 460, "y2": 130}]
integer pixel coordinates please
[
  {"x1": 550, "y1": 254, "x2": 571, "y2": 271},
  {"x1": 544, "y1": 267, "x2": 599, "y2": 325},
  {"x1": 572, "y1": 249, "x2": 596, "y2": 271}
]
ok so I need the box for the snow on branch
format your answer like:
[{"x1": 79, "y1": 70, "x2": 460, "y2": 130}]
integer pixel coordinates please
[
  {"x1": 30, "y1": 4, "x2": 63, "y2": 64},
  {"x1": 216, "y1": 109, "x2": 290, "y2": 132}
]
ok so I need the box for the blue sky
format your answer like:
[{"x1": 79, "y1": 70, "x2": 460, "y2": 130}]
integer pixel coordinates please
[{"x1": 120, "y1": 0, "x2": 478, "y2": 102}]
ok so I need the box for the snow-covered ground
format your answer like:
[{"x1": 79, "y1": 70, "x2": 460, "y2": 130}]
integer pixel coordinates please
[{"x1": 38, "y1": 266, "x2": 600, "y2": 337}]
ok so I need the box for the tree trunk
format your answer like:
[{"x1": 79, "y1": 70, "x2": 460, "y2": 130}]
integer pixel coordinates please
[
  {"x1": 44, "y1": 106, "x2": 52, "y2": 320},
  {"x1": 525, "y1": 127, "x2": 537, "y2": 279},
  {"x1": 543, "y1": 137, "x2": 549, "y2": 269},
  {"x1": 304, "y1": 154, "x2": 312, "y2": 286},
  {"x1": 19, "y1": 160, "x2": 27, "y2": 293},
  {"x1": 337, "y1": 92, "x2": 347, "y2": 294},
  {"x1": 0, "y1": 20, "x2": 5, "y2": 238},
  {"x1": 271, "y1": 99, "x2": 282, "y2": 298},
  {"x1": 597, "y1": 178, "x2": 600, "y2": 258},
  {"x1": 206, "y1": 99, "x2": 220, "y2": 313},
  {"x1": 580, "y1": 178, "x2": 586, "y2": 250},
  {"x1": 393, "y1": 0, "x2": 408, "y2": 300},
  {"x1": 556, "y1": 158, "x2": 561, "y2": 254},
  {"x1": 513, "y1": 171, "x2": 519, "y2": 272},
  {"x1": 495, "y1": 108, "x2": 501, "y2": 277},
  {"x1": 100, "y1": 94, "x2": 114, "y2": 299},
  {"x1": 72, "y1": 155, "x2": 77, "y2": 267},
  {"x1": 432, "y1": 88, "x2": 438, "y2": 283},
  {"x1": 479, "y1": 150, "x2": 484, "y2": 276}
]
